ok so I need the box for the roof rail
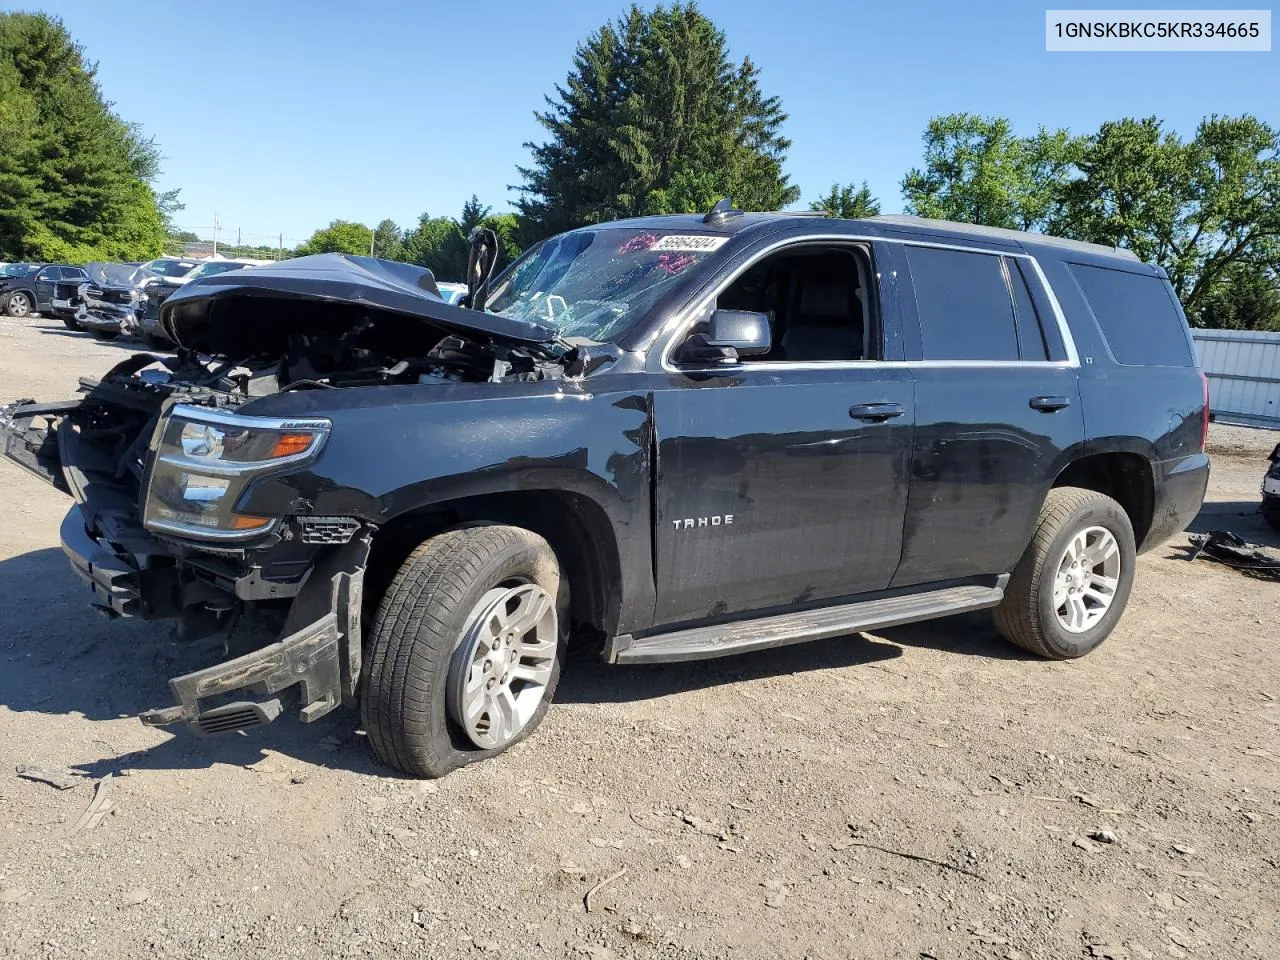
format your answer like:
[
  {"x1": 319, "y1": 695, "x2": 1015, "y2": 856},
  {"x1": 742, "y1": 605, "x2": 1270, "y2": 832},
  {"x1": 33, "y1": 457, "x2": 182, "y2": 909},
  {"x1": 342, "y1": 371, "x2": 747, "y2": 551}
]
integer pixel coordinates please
[{"x1": 871, "y1": 215, "x2": 1140, "y2": 261}]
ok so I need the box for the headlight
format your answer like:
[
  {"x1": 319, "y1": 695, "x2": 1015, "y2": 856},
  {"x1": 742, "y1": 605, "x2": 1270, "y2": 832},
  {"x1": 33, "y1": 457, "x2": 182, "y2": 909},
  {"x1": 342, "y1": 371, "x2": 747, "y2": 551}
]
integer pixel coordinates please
[{"x1": 143, "y1": 405, "x2": 330, "y2": 540}]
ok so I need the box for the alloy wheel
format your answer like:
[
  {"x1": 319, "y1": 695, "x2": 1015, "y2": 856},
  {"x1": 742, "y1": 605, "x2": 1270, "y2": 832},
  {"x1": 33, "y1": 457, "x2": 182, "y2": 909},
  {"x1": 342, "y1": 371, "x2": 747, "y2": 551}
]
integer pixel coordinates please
[
  {"x1": 1052, "y1": 525, "x2": 1121, "y2": 633},
  {"x1": 6, "y1": 292, "x2": 31, "y2": 318},
  {"x1": 447, "y1": 581, "x2": 558, "y2": 749}
]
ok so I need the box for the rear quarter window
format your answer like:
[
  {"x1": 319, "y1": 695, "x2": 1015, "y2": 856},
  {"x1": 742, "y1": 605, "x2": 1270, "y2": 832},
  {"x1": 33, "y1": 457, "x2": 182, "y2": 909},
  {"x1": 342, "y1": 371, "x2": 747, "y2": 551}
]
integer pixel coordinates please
[{"x1": 1068, "y1": 263, "x2": 1193, "y2": 367}]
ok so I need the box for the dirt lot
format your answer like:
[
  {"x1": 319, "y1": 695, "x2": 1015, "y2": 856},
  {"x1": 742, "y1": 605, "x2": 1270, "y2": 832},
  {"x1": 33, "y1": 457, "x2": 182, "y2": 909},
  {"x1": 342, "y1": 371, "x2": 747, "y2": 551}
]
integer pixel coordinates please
[{"x1": 0, "y1": 315, "x2": 1276, "y2": 960}]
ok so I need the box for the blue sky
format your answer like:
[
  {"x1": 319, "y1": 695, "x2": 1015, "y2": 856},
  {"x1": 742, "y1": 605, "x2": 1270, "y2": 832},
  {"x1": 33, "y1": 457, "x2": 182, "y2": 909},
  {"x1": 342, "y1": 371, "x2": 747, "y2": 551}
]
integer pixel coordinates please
[{"x1": 19, "y1": 0, "x2": 1279, "y2": 245}]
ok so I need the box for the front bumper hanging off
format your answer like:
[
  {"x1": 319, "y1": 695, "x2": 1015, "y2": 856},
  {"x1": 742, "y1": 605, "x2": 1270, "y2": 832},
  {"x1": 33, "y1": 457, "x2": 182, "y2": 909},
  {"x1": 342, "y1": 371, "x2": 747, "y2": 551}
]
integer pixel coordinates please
[
  {"x1": 139, "y1": 611, "x2": 346, "y2": 733},
  {"x1": 59, "y1": 506, "x2": 371, "y2": 735}
]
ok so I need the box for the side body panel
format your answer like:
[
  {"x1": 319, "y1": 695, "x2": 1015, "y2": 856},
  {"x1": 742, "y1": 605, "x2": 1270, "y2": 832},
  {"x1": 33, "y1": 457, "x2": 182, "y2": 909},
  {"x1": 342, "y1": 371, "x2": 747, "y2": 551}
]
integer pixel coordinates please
[
  {"x1": 235, "y1": 376, "x2": 658, "y2": 634},
  {"x1": 1037, "y1": 255, "x2": 1209, "y2": 549},
  {"x1": 650, "y1": 365, "x2": 914, "y2": 625},
  {"x1": 889, "y1": 242, "x2": 1086, "y2": 585}
]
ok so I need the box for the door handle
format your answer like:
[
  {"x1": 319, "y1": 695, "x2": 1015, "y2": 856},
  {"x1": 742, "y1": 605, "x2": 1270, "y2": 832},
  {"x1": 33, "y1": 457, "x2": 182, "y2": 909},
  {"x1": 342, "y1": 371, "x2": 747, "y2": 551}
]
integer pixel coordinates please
[
  {"x1": 849, "y1": 402, "x2": 905, "y2": 422},
  {"x1": 1030, "y1": 396, "x2": 1071, "y2": 412}
]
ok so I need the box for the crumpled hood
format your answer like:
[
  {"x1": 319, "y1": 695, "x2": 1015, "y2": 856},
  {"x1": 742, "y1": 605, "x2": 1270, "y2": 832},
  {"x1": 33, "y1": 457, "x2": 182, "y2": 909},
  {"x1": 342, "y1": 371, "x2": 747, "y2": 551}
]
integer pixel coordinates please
[
  {"x1": 85, "y1": 262, "x2": 157, "y2": 290},
  {"x1": 159, "y1": 253, "x2": 560, "y2": 357}
]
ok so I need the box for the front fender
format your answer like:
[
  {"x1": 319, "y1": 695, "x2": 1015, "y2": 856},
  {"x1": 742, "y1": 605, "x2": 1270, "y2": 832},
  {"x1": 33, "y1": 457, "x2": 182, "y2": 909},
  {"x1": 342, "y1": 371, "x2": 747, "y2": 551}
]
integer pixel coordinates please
[{"x1": 236, "y1": 381, "x2": 655, "y2": 627}]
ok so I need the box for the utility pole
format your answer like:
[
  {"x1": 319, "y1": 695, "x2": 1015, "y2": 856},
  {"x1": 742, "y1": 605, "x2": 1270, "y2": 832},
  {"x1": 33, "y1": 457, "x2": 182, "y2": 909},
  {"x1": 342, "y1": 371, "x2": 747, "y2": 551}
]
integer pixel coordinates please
[
  {"x1": 370, "y1": 230, "x2": 375, "y2": 258},
  {"x1": 278, "y1": 233, "x2": 283, "y2": 261},
  {"x1": 212, "y1": 212, "x2": 219, "y2": 258},
  {"x1": 237, "y1": 227, "x2": 241, "y2": 247}
]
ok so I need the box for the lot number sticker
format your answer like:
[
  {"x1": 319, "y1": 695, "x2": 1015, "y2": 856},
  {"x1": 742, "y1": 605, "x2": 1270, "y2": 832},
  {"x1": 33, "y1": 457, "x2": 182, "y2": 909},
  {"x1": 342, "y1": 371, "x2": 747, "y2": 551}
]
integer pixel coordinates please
[{"x1": 650, "y1": 235, "x2": 729, "y2": 252}]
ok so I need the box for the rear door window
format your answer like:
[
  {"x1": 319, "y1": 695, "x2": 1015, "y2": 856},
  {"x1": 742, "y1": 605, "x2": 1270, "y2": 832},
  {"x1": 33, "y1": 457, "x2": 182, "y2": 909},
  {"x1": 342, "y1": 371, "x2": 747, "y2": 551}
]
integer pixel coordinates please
[
  {"x1": 1005, "y1": 257, "x2": 1049, "y2": 361},
  {"x1": 905, "y1": 246, "x2": 1019, "y2": 361},
  {"x1": 1067, "y1": 263, "x2": 1194, "y2": 367}
]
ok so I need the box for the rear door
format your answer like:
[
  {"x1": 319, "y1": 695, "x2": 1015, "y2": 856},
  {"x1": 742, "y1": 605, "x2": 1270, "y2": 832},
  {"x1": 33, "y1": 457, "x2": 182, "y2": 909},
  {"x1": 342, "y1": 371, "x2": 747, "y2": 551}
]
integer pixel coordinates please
[{"x1": 890, "y1": 242, "x2": 1085, "y2": 587}]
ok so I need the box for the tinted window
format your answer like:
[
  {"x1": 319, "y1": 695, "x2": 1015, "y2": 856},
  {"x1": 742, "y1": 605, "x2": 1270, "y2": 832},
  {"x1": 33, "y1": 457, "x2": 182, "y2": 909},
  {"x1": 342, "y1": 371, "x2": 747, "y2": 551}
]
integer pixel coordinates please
[
  {"x1": 1068, "y1": 263, "x2": 1193, "y2": 366},
  {"x1": 906, "y1": 246, "x2": 1018, "y2": 360},
  {"x1": 1006, "y1": 258, "x2": 1049, "y2": 361},
  {"x1": 59, "y1": 267, "x2": 84, "y2": 279}
]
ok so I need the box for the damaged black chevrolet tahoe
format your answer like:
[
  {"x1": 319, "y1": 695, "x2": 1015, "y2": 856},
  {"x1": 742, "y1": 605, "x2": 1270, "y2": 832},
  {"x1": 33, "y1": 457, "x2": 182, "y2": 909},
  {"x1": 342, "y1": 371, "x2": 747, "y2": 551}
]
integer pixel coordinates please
[{"x1": 0, "y1": 206, "x2": 1210, "y2": 777}]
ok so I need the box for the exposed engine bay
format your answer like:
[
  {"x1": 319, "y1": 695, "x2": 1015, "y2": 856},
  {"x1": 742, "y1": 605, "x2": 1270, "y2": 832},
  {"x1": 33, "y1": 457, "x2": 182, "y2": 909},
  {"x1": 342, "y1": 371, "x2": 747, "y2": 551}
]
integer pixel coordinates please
[{"x1": 0, "y1": 245, "x2": 613, "y2": 736}]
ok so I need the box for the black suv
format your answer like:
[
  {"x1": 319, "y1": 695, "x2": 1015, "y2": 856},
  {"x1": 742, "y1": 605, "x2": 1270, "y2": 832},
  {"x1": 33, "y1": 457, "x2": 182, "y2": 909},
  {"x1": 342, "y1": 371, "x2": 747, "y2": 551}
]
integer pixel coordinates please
[
  {"x1": 0, "y1": 210, "x2": 1210, "y2": 777},
  {"x1": 0, "y1": 263, "x2": 88, "y2": 319}
]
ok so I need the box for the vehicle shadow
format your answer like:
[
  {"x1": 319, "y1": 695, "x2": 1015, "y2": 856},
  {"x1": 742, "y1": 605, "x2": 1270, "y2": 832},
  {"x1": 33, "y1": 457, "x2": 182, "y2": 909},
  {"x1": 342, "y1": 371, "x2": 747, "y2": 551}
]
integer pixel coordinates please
[
  {"x1": 7, "y1": 545, "x2": 978, "y2": 778},
  {"x1": 556, "y1": 632, "x2": 906, "y2": 705},
  {"x1": 875, "y1": 610, "x2": 1040, "y2": 661},
  {"x1": 1185, "y1": 499, "x2": 1277, "y2": 548},
  {"x1": 37, "y1": 328, "x2": 153, "y2": 352}
]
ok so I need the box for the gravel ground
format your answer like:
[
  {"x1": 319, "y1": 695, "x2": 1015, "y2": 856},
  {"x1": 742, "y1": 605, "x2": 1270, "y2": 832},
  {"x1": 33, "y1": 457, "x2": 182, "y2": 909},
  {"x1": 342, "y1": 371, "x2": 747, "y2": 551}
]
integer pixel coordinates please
[{"x1": 0, "y1": 317, "x2": 1277, "y2": 960}]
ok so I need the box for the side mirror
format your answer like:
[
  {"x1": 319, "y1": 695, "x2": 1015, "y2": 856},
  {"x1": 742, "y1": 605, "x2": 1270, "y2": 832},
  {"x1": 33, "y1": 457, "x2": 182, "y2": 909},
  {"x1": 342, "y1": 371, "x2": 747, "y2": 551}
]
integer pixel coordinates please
[{"x1": 675, "y1": 309, "x2": 771, "y2": 364}]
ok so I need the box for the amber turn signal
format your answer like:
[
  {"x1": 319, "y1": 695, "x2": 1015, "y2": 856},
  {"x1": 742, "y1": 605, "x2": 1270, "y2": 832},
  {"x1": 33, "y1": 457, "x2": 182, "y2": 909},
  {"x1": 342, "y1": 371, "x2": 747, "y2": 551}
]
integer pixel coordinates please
[
  {"x1": 230, "y1": 515, "x2": 272, "y2": 530},
  {"x1": 269, "y1": 433, "x2": 315, "y2": 458}
]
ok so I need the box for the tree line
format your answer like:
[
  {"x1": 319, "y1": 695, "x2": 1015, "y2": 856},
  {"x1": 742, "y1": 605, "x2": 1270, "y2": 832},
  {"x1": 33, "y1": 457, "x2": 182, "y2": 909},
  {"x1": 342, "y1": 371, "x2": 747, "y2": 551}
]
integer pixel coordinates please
[{"x1": 3, "y1": 6, "x2": 1277, "y2": 330}]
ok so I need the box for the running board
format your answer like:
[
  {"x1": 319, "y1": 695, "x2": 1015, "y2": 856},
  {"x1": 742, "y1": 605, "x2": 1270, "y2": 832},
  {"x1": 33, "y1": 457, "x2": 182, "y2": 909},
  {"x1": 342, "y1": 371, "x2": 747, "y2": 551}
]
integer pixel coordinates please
[{"x1": 607, "y1": 580, "x2": 1007, "y2": 664}]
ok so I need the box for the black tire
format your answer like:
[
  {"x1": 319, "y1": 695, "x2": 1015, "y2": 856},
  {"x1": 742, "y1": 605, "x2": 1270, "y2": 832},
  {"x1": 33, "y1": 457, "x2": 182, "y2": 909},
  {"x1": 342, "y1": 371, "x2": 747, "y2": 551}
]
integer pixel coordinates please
[
  {"x1": 142, "y1": 334, "x2": 171, "y2": 352},
  {"x1": 61, "y1": 316, "x2": 82, "y2": 331},
  {"x1": 361, "y1": 525, "x2": 567, "y2": 778},
  {"x1": 994, "y1": 486, "x2": 1136, "y2": 659},
  {"x1": 3, "y1": 291, "x2": 33, "y2": 318},
  {"x1": 91, "y1": 330, "x2": 118, "y2": 341}
]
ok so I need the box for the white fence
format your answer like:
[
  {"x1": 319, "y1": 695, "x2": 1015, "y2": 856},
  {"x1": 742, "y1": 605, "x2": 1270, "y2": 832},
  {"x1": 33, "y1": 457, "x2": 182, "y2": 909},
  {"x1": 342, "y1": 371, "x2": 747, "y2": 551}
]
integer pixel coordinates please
[{"x1": 1192, "y1": 329, "x2": 1280, "y2": 429}]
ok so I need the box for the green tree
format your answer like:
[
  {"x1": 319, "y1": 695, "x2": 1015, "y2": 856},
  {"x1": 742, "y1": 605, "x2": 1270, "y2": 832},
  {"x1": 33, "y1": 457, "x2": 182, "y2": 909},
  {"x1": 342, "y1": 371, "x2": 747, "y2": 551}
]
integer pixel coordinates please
[
  {"x1": 901, "y1": 114, "x2": 1078, "y2": 231},
  {"x1": 397, "y1": 199, "x2": 524, "y2": 281},
  {"x1": 371, "y1": 218, "x2": 401, "y2": 259},
  {"x1": 809, "y1": 181, "x2": 880, "y2": 219},
  {"x1": 517, "y1": 3, "x2": 798, "y2": 238},
  {"x1": 295, "y1": 219, "x2": 374, "y2": 257},
  {"x1": 0, "y1": 12, "x2": 166, "y2": 261},
  {"x1": 1195, "y1": 262, "x2": 1280, "y2": 330},
  {"x1": 1061, "y1": 115, "x2": 1280, "y2": 321}
]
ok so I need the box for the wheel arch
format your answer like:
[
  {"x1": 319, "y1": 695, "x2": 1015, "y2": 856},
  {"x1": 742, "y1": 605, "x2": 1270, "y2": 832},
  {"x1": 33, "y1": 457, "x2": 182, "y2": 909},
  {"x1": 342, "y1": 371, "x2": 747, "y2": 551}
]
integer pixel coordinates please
[
  {"x1": 364, "y1": 488, "x2": 624, "y2": 640},
  {"x1": 3, "y1": 286, "x2": 36, "y2": 309},
  {"x1": 1052, "y1": 446, "x2": 1156, "y2": 550}
]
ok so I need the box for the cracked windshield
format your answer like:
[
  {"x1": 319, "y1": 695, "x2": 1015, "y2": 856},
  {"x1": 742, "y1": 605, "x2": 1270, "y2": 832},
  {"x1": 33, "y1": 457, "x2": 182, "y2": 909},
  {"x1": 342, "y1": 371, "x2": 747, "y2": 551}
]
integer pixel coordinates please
[{"x1": 486, "y1": 228, "x2": 726, "y2": 341}]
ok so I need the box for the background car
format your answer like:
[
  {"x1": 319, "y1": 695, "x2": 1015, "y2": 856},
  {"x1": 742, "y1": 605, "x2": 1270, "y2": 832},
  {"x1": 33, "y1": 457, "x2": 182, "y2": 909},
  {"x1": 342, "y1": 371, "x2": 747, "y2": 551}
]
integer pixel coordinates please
[
  {"x1": 0, "y1": 263, "x2": 88, "y2": 319},
  {"x1": 138, "y1": 257, "x2": 272, "y2": 347},
  {"x1": 436, "y1": 281, "x2": 467, "y2": 305}
]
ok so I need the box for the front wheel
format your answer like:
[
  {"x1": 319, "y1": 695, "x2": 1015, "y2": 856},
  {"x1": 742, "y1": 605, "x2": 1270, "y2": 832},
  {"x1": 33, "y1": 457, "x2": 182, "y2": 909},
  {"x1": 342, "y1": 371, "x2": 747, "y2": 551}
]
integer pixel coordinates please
[
  {"x1": 994, "y1": 486, "x2": 1136, "y2": 659},
  {"x1": 61, "y1": 316, "x2": 82, "y2": 331},
  {"x1": 4, "y1": 291, "x2": 32, "y2": 318},
  {"x1": 361, "y1": 525, "x2": 567, "y2": 777}
]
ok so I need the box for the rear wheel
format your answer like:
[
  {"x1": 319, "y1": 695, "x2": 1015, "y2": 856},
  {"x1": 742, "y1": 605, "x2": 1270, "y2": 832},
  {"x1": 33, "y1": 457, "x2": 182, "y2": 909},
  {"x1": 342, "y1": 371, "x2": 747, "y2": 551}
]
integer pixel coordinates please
[
  {"x1": 4, "y1": 291, "x2": 32, "y2": 318},
  {"x1": 361, "y1": 525, "x2": 567, "y2": 777},
  {"x1": 61, "y1": 316, "x2": 82, "y2": 331},
  {"x1": 994, "y1": 486, "x2": 1136, "y2": 659}
]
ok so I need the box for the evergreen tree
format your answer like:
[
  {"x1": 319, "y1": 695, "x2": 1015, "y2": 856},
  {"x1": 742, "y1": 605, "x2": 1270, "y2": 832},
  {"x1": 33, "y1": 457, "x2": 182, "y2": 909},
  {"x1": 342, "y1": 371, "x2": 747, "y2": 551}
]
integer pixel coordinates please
[
  {"x1": 0, "y1": 12, "x2": 165, "y2": 261},
  {"x1": 371, "y1": 218, "x2": 401, "y2": 259},
  {"x1": 517, "y1": 3, "x2": 798, "y2": 238}
]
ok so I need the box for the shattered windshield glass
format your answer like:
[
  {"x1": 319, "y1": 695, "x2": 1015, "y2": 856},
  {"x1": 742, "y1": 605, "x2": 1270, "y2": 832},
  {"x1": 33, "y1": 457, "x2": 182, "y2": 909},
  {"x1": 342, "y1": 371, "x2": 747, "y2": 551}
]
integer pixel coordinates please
[{"x1": 486, "y1": 228, "x2": 725, "y2": 342}]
